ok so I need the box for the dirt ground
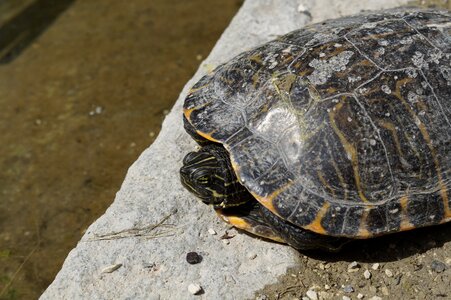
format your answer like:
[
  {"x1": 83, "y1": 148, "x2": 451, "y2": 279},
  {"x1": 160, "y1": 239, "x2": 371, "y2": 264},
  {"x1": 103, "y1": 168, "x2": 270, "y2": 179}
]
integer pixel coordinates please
[{"x1": 256, "y1": 223, "x2": 450, "y2": 299}]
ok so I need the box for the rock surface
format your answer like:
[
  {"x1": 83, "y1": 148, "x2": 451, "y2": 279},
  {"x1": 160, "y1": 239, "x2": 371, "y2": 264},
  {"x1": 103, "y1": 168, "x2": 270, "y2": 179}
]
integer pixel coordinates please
[{"x1": 41, "y1": 0, "x2": 417, "y2": 299}]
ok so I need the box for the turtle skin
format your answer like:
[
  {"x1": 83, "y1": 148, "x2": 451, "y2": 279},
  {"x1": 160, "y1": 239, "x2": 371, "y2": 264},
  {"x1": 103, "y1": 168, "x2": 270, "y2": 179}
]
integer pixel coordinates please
[{"x1": 183, "y1": 8, "x2": 451, "y2": 240}]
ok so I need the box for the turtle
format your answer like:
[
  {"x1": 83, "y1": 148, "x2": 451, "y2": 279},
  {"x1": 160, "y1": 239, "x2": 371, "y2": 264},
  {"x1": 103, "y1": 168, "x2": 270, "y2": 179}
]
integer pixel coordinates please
[{"x1": 179, "y1": 8, "x2": 451, "y2": 251}]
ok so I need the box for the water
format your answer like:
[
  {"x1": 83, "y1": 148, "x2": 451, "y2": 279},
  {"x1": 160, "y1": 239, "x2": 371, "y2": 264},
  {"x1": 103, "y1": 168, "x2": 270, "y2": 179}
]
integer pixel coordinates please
[{"x1": 0, "y1": 1, "x2": 242, "y2": 298}]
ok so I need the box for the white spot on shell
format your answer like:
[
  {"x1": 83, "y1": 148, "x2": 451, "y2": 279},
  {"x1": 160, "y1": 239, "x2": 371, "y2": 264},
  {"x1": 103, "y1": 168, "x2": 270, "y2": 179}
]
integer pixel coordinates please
[
  {"x1": 381, "y1": 85, "x2": 391, "y2": 94},
  {"x1": 369, "y1": 139, "x2": 377, "y2": 146},
  {"x1": 348, "y1": 75, "x2": 361, "y2": 83},
  {"x1": 307, "y1": 51, "x2": 354, "y2": 85},
  {"x1": 347, "y1": 117, "x2": 352, "y2": 122},
  {"x1": 412, "y1": 51, "x2": 428, "y2": 69},
  {"x1": 389, "y1": 208, "x2": 399, "y2": 214},
  {"x1": 376, "y1": 47, "x2": 385, "y2": 55}
]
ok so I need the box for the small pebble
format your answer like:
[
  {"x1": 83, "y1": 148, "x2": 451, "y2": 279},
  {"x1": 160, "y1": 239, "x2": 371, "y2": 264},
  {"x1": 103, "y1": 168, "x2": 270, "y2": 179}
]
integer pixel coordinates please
[
  {"x1": 101, "y1": 263, "x2": 122, "y2": 273},
  {"x1": 385, "y1": 269, "x2": 394, "y2": 277},
  {"x1": 357, "y1": 293, "x2": 364, "y2": 299},
  {"x1": 364, "y1": 269, "x2": 372, "y2": 279},
  {"x1": 208, "y1": 228, "x2": 217, "y2": 235},
  {"x1": 324, "y1": 284, "x2": 331, "y2": 290},
  {"x1": 348, "y1": 261, "x2": 361, "y2": 272},
  {"x1": 371, "y1": 263, "x2": 380, "y2": 270},
  {"x1": 247, "y1": 253, "x2": 257, "y2": 260},
  {"x1": 343, "y1": 285, "x2": 354, "y2": 293},
  {"x1": 297, "y1": 3, "x2": 308, "y2": 13},
  {"x1": 430, "y1": 260, "x2": 447, "y2": 273},
  {"x1": 306, "y1": 289, "x2": 318, "y2": 300},
  {"x1": 369, "y1": 296, "x2": 382, "y2": 300},
  {"x1": 186, "y1": 252, "x2": 202, "y2": 264},
  {"x1": 222, "y1": 239, "x2": 230, "y2": 245},
  {"x1": 381, "y1": 286, "x2": 389, "y2": 296},
  {"x1": 188, "y1": 283, "x2": 202, "y2": 295},
  {"x1": 302, "y1": 297, "x2": 310, "y2": 300},
  {"x1": 343, "y1": 296, "x2": 351, "y2": 300}
]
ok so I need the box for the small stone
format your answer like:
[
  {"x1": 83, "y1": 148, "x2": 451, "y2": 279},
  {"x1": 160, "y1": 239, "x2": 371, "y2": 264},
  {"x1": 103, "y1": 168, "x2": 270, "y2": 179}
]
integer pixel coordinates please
[
  {"x1": 431, "y1": 260, "x2": 447, "y2": 273},
  {"x1": 297, "y1": 3, "x2": 308, "y2": 13},
  {"x1": 222, "y1": 239, "x2": 230, "y2": 245},
  {"x1": 306, "y1": 289, "x2": 318, "y2": 300},
  {"x1": 369, "y1": 297, "x2": 382, "y2": 300},
  {"x1": 357, "y1": 293, "x2": 364, "y2": 299},
  {"x1": 369, "y1": 286, "x2": 377, "y2": 294},
  {"x1": 302, "y1": 297, "x2": 310, "y2": 300},
  {"x1": 343, "y1": 285, "x2": 354, "y2": 293},
  {"x1": 247, "y1": 253, "x2": 257, "y2": 260},
  {"x1": 208, "y1": 228, "x2": 217, "y2": 235},
  {"x1": 371, "y1": 263, "x2": 380, "y2": 270},
  {"x1": 188, "y1": 283, "x2": 202, "y2": 295},
  {"x1": 186, "y1": 252, "x2": 202, "y2": 264},
  {"x1": 385, "y1": 269, "x2": 394, "y2": 277},
  {"x1": 348, "y1": 261, "x2": 360, "y2": 272},
  {"x1": 95, "y1": 106, "x2": 103, "y2": 114},
  {"x1": 381, "y1": 286, "x2": 389, "y2": 296},
  {"x1": 101, "y1": 263, "x2": 122, "y2": 273},
  {"x1": 343, "y1": 296, "x2": 351, "y2": 300},
  {"x1": 364, "y1": 269, "x2": 372, "y2": 279},
  {"x1": 324, "y1": 284, "x2": 331, "y2": 290}
]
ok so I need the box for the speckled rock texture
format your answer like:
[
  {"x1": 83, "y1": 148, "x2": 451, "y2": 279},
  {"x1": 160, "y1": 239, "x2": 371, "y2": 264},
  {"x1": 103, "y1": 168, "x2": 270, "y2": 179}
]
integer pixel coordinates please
[{"x1": 41, "y1": 0, "x2": 412, "y2": 299}]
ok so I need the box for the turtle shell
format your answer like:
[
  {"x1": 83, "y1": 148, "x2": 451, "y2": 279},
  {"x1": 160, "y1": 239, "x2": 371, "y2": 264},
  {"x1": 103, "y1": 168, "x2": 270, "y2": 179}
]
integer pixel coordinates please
[{"x1": 184, "y1": 8, "x2": 451, "y2": 238}]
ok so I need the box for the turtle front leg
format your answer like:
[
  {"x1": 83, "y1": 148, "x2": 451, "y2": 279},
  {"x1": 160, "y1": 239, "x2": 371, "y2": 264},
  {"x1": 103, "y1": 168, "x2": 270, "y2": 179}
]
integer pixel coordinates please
[
  {"x1": 217, "y1": 201, "x2": 351, "y2": 252},
  {"x1": 216, "y1": 201, "x2": 285, "y2": 243}
]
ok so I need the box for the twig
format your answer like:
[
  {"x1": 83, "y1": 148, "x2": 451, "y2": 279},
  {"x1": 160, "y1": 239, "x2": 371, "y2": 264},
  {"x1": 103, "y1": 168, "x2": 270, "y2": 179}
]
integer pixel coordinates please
[{"x1": 89, "y1": 210, "x2": 177, "y2": 241}]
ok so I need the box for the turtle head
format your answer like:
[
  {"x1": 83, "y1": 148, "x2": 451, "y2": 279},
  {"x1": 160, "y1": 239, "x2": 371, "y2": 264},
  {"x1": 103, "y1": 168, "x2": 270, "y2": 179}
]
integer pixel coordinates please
[{"x1": 180, "y1": 144, "x2": 252, "y2": 208}]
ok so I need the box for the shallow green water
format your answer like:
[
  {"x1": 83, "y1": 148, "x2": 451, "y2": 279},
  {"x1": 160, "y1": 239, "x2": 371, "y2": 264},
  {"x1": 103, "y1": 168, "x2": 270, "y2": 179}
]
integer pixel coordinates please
[{"x1": 0, "y1": 1, "x2": 242, "y2": 298}]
